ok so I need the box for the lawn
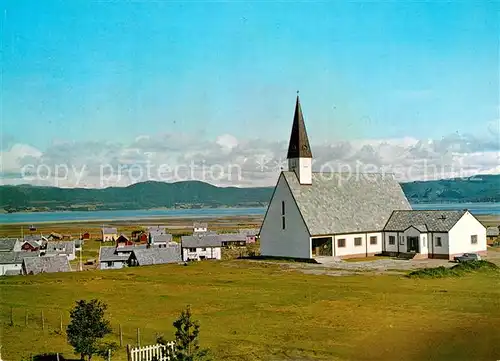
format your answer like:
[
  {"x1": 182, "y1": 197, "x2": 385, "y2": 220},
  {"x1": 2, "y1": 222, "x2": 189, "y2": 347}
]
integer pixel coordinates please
[{"x1": 1, "y1": 260, "x2": 499, "y2": 361}]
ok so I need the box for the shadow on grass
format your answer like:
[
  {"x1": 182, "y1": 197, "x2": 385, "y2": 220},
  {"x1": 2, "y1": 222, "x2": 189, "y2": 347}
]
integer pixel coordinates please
[
  {"x1": 237, "y1": 255, "x2": 319, "y2": 264},
  {"x1": 26, "y1": 354, "x2": 79, "y2": 361}
]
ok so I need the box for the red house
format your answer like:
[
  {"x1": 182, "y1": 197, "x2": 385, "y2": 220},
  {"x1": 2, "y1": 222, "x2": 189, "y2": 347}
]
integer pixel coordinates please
[
  {"x1": 138, "y1": 233, "x2": 148, "y2": 243},
  {"x1": 116, "y1": 234, "x2": 133, "y2": 247},
  {"x1": 21, "y1": 241, "x2": 39, "y2": 252},
  {"x1": 81, "y1": 232, "x2": 90, "y2": 240}
]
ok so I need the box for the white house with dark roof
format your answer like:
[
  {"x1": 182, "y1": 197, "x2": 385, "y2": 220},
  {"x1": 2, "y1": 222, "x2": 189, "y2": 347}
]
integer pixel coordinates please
[
  {"x1": 193, "y1": 222, "x2": 208, "y2": 233},
  {"x1": 101, "y1": 227, "x2": 118, "y2": 242},
  {"x1": 44, "y1": 241, "x2": 76, "y2": 260},
  {"x1": 260, "y1": 96, "x2": 412, "y2": 259},
  {"x1": 128, "y1": 245, "x2": 182, "y2": 267},
  {"x1": 181, "y1": 234, "x2": 222, "y2": 261},
  {"x1": 383, "y1": 210, "x2": 486, "y2": 259}
]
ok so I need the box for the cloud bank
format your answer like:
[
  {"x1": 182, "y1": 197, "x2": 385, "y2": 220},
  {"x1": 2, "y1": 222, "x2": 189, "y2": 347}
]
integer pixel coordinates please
[{"x1": 1, "y1": 129, "x2": 499, "y2": 188}]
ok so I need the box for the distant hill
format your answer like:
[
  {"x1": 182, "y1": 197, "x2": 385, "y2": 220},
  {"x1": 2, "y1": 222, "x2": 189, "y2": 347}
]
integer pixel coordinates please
[
  {"x1": 401, "y1": 174, "x2": 499, "y2": 204},
  {"x1": 0, "y1": 174, "x2": 498, "y2": 213}
]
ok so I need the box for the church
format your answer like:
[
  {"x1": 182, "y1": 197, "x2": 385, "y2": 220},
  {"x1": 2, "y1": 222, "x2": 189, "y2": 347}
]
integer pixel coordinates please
[{"x1": 259, "y1": 96, "x2": 487, "y2": 260}]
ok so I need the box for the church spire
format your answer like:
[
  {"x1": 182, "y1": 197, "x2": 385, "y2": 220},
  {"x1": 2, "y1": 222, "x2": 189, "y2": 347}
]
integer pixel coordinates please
[
  {"x1": 287, "y1": 94, "x2": 312, "y2": 159},
  {"x1": 286, "y1": 93, "x2": 313, "y2": 185}
]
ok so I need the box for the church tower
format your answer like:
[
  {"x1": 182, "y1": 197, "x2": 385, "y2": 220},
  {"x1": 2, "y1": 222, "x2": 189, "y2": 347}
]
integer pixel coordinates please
[{"x1": 287, "y1": 95, "x2": 312, "y2": 185}]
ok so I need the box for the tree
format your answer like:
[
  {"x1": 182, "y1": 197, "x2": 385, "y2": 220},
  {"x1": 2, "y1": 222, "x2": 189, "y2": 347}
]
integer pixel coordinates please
[
  {"x1": 157, "y1": 305, "x2": 210, "y2": 361},
  {"x1": 66, "y1": 299, "x2": 112, "y2": 361}
]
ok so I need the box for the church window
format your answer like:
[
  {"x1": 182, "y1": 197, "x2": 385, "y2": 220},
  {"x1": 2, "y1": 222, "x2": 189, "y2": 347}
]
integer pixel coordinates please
[
  {"x1": 282, "y1": 216, "x2": 285, "y2": 230},
  {"x1": 281, "y1": 201, "x2": 285, "y2": 215}
]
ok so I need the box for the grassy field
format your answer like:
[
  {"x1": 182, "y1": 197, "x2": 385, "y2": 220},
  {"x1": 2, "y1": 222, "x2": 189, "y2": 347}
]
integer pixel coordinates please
[{"x1": 1, "y1": 260, "x2": 499, "y2": 361}]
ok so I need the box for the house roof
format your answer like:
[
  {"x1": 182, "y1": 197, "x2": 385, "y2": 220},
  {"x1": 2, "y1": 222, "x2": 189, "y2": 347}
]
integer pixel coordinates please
[
  {"x1": 0, "y1": 238, "x2": 18, "y2": 252},
  {"x1": 147, "y1": 226, "x2": 167, "y2": 236},
  {"x1": 287, "y1": 95, "x2": 312, "y2": 159},
  {"x1": 152, "y1": 234, "x2": 173, "y2": 243},
  {"x1": 102, "y1": 227, "x2": 117, "y2": 234},
  {"x1": 486, "y1": 226, "x2": 499, "y2": 237},
  {"x1": 220, "y1": 233, "x2": 247, "y2": 242},
  {"x1": 117, "y1": 234, "x2": 130, "y2": 242},
  {"x1": 181, "y1": 235, "x2": 223, "y2": 248},
  {"x1": 131, "y1": 246, "x2": 182, "y2": 266},
  {"x1": 45, "y1": 241, "x2": 75, "y2": 255},
  {"x1": 238, "y1": 228, "x2": 259, "y2": 236},
  {"x1": 22, "y1": 240, "x2": 41, "y2": 249},
  {"x1": 282, "y1": 171, "x2": 411, "y2": 235},
  {"x1": 23, "y1": 256, "x2": 71, "y2": 275},
  {"x1": 99, "y1": 246, "x2": 132, "y2": 262},
  {"x1": 384, "y1": 210, "x2": 468, "y2": 232},
  {"x1": 193, "y1": 222, "x2": 208, "y2": 229},
  {"x1": 24, "y1": 235, "x2": 45, "y2": 243},
  {"x1": 0, "y1": 251, "x2": 40, "y2": 265}
]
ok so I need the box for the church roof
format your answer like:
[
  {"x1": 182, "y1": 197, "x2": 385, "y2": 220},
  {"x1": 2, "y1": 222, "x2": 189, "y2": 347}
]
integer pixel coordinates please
[
  {"x1": 287, "y1": 96, "x2": 312, "y2": 159},
  {"x1": 384, "y1": 210, "x2": 468, "y2": 232},
  {"x1": 282, "y1": 171, "x2": 411, "y2": 235}
]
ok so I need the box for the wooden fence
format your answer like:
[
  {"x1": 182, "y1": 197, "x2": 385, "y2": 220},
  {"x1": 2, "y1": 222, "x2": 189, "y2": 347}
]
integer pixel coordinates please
[{"x1": 127, "y1": 342, "x2": 175, "y2": 361}]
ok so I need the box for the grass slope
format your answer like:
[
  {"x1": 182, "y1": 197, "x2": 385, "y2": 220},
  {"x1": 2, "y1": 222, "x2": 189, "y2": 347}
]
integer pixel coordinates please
[{"x1": 1, "y1": 261, "x2": 499, "y2": 361}]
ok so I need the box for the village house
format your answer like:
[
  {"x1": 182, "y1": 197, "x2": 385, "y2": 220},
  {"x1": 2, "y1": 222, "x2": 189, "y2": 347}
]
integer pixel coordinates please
[
  {"x1": 101, "y1": 227, "x2": 118, "y2": 242},
  {"x1": 150, "y1": 234, "x2": 174, "y2": 247},
  {"x1": 181, "y1": 234, "x2": 222, "y2": 261},
  {"x1": 193, "y1": 222, "x2": 208, "y2": 233},
  {"x1": 238, "y1": 229, "x2": 259, "y2": 243},
  {"x1": 44, "y1": 241, "x2": 76, "y2": 260},
  {"x1": 47, "y1": 232, "x2": 63, "y2": 241},
  {"x1": 0, "y1": 251, "x2": 40, "y2": 276},
  {"x1": 486, "y1": 226, "x2": 499, "y2": 244},
  {"x1": 383, "y1": 210, "x2": 487, "y2": 260},
  {"x1": 128, "y1": 245, "x2": 182, "y2": 267},
  {"x1": 219, "y1": 233, "x2": 247, "y2": 247},
  {"x1": 22, "y1": 256, "x2": 71, "y2": 275},
  {"x1": 80, "y1": 232, "x2": 91, "y2": 240},
  {"x1": 99, "y1": 246, "x2": 133, "y2": 270},
  {"x1": 116, "y1": 234, "x2": 134, "y2": 247}
]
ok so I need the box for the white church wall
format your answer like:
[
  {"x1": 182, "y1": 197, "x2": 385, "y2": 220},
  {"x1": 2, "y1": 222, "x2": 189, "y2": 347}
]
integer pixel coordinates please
[{"x1": 260, "y1": 174, "x2": 311, "y2": 259}]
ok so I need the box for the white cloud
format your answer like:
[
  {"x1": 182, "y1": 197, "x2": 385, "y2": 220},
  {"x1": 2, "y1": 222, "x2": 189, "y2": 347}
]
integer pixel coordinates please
[{"x1": 1, "y1": 130, "x2": 498, "y2": 188}]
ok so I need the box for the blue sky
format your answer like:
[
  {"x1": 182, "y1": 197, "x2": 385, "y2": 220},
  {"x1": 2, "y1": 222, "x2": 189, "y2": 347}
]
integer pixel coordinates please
[{"x1": 3, "y1": 0, "x2": 498, "y2": 149}]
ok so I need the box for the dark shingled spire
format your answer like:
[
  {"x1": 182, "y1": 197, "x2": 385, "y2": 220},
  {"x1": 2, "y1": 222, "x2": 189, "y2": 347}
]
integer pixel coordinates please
[{"x1": 287, "y1": 95, "x2": 312, "y2": 159}]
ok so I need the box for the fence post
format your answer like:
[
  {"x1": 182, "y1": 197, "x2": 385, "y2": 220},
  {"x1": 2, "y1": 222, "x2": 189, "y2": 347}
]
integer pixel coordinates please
[
  {"x1": 119, "y1": 324, "x2": 123, "y2": 347},
  {"x1": 60, "y1": 312, "x2": 63, "y2": 333},
  {"x1": 126, "y1": 344, "x2": 131, "y2": 361},
  {"x1": 107, "y1": 349, "x2": 111, "y2": 361},
  {"x1": 41, "y1": 310, "x2": 45, "y2": 330},
  {"x1": 25, "y1": 309, "x2": 28, "y2": 326},
  {"x1": 10, "y1": 307, "x2": 13, "y2": 326},
  {"x1": 136, "y1": 327, "x2": 140, "y2": 347},
  {"x1": 56, "y1": 353, "x2": 60, "y2": 361}
]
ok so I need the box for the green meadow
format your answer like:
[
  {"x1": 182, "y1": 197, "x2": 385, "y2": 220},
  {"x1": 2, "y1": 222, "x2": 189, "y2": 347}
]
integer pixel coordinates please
[{"x1": 1, "y1": 260, "x2": 499, "y2": 361}]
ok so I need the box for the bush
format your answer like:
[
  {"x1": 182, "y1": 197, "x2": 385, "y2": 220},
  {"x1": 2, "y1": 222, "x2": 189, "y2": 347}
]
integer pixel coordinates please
[{"x1": 408, "y1": 260, "x2": 498, "y2": 278}]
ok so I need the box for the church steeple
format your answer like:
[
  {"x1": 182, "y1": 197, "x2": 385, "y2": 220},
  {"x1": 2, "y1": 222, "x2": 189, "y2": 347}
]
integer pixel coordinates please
[
  {"x1": 287, "y1": 95, "x2": 313, "y2": 159},
  {"x1": 287, "y1": 94, "x2": 313, "y2": 185}
]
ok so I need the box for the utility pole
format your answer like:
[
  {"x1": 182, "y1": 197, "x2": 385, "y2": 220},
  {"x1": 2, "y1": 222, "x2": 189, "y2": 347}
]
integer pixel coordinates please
[{"x1": 80, "y1": 239, "x2": 83, "y2": 271}]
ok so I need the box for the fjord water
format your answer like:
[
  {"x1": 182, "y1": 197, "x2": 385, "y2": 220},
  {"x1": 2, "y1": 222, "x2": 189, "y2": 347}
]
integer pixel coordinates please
[{"x1": 0, "y1": 203, "x2": 498, "y2": 224}]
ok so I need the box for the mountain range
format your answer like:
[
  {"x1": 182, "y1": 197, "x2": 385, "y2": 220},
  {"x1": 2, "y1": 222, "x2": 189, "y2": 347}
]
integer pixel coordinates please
[{"x1": 0, "y1": 174, "x2": 498, "y2": 213}]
